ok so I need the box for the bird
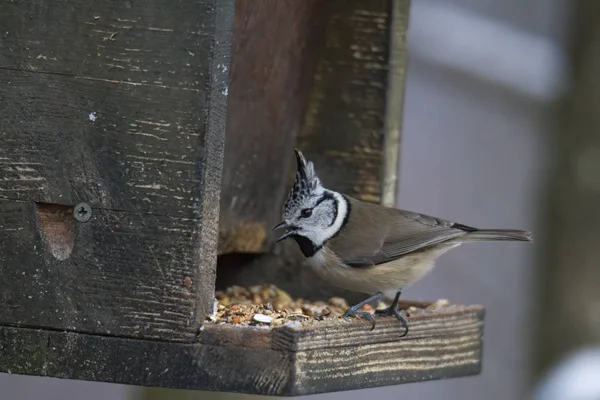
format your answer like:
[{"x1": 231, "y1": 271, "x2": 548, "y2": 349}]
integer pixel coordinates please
[{"x1": 273, "y1": 148, "x2": 533, "y2": 336}]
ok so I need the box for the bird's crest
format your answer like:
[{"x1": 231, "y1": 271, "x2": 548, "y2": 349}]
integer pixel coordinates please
[{"x1": 283, "y1": 149, "x2": 322, "y2": 215}]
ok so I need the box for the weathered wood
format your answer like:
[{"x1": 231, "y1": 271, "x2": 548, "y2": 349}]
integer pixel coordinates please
[
  {"x1": 0, "y1": 302, "x2": 484, "y2": 396},
  {"x1": 297, "y1": 0, "x2": 395, "y2": 204},
  {"x1": 218, "y1": 0, "x2": 329, "y2": 254},
  {"x1": 0, "y1": 0, "x2": 232, "y2": 216},
  {"x1": 0, "y1": 327, "x2": 47, "y2": 376},
  {"x1": 0, "y1": 326, "x2": 291, "y2": 395},
  {"x1": 0, "y1": 68, "x2": 208, "y2": 218},
  {"x1": 217, "y1": 0, "x2": 413, "y2": 305},
  {"x1": 0, "y1": 0, "x2": 215, "y2": 90},
  {"x1": 382, "y1": 0, "x2": 410, "y2": 207},
  {"x1": 532, "y1": 0, "x2": 600, "y2": 380},
  {"x1": 269, "y1": 305, "x2": 483, "y2": 352},
  {"x1": 1, "y1": 199, "x2": 203, "y2": 341},
  {"x1": 0, "y1": 0, "x2": 234, "y2": 341}
]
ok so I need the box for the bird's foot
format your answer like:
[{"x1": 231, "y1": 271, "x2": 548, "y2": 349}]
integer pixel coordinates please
[
  {"x1": 375, "y1": 305, "x2": 409, "y2": 337},
  {"x1": 343, "y1": 308, "x2": 377, "y2": 331},
  {"x1": 342, "y1": 291, "x2": 383, "y2": 331}
]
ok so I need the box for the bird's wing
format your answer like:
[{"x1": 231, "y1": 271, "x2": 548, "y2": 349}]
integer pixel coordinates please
[{"x1": 330, "y1": 198, "x2": 472, "y2": 268}]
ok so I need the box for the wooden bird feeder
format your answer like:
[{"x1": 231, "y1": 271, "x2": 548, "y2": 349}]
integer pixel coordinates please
[{"x1": 0, "y1": 0, "x2": 485, "y2": 396}]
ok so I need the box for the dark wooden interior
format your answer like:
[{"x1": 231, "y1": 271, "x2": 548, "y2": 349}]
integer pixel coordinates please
[{"x1": 217, "y1": 0, "x2": 402, "y2": 305}]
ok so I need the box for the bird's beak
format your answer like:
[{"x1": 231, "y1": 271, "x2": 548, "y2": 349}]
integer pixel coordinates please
[
  {"x1": 272, "y1": 221, "x2": 296, "y2": 242},
  {"x1": 272, "y1": 221, "x2": 288, "y2": 231}
]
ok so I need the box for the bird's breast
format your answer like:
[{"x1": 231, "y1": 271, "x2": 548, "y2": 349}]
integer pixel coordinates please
[
  {"x1": 305, "y1": 247, "x2": 390, "y2": 294},
  {"x1": 305, "y1": 245, "x2": 450, "y2": 295},
  {"x1": 307, "y1": 248, "x2": 329, "y2": 268}
]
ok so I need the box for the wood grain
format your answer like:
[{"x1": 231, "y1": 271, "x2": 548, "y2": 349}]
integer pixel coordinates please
[
  {"x1": 382, "y1": 0, "x2": 410, "y2": 207},
  {"x1": 0, "y1": 69, "x2": 208, "y2": 218},
  {"x1": 218, "y1": 0, "x2": 328, "y2": 254},
  {"x1": 0, "y1": 326, "x2": 292, "y2": 396},
  {"x1": 0, "y1": 199, "x2": 208, "y2": 341},
  {"x1": 285, "y1": 305, "x2": 483, "y2": 395},
  {"x1": 291, "y1": 343, "x2": 480, "y2": 396},
  {"x1": 0, "y1": 303, "x2": 484, "y2": 395},
  {"x1": 200, "y1": 323, "x2": 272, "y2": 349},
  {"x1": 0, "y1": 0, "x2": 233, "y2": 218},
  {"x1": 271, "y1": 305, "x2": 484, "y2": 352},
  {"x1": 297, "y1": 0, "x2": 393, "y2": 204},
  {"x1": 0, "y1": 0, "x2": 216, "y2": 90},
  {"x1": 0, "y1": 0, "x2": 234, "y2": 341},
  {"x1": 215, "y1": 0, "x2": 412, "y2": 306}
]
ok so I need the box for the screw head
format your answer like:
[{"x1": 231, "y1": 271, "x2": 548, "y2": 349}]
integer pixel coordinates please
[{"x1": 74, "y1": 202, "x2": 92, "y2": 223}]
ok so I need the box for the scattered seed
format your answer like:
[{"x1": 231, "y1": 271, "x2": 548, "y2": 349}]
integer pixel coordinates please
[
  {"x1": 207, "y1": 284, "x2": 445, "y2": 327},
  {"x1": 253, "y1": 314, "x2": 274, "y2": 324}
]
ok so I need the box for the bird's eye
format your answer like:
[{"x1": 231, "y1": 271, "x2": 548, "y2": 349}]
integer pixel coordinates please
[{"x1": 300, "y1": 208, "x2": 313, "y2": 218}]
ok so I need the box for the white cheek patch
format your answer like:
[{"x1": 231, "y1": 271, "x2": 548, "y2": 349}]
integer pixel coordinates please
[
  {"x1": 326, "y1": 191, "x2": 347, "y2": 237},
  {"x1": 303, "y1": 191, "x2": 347, "y2": 247}
]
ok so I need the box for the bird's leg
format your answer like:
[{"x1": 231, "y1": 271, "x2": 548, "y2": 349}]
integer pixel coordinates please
[
  {"x1": 342, "y1": 292, "x2": 383, "y2": 331},
  {"x1": 374, "y1": 290, "x2": 409, "y2": 337}
]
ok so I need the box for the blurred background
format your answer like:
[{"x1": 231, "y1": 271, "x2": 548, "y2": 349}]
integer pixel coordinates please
[{"x1": 3, "y1": 0, "x2": 600, "y2": 399}]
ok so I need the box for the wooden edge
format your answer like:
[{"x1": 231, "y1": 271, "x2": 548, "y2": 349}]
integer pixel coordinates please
[
  {"x1": 272, "y1": 304, "x2": 484, "y2": 352},
  {"x1": 200, "y1": 303, "x2": 485, "y2": 352},
  {"x1": 0, "y1": 325, "x2": 292, "y2": 396},
  {"x1": 199, "y1": 303, "x2": 485, "y2": 395},
  {"x1": 192, "y1": 0, "x2": 235, "y2": 328},
  {"x1": 381, "y1": 0, "x2": 411, "y2": 207},
  {"x1": 0, "y1": 303, "x2": 484, "y2": 396}
]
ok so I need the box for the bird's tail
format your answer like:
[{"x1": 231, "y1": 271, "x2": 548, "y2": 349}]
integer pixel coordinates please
[{"x1": 461, "y1": 229, "x2": 533, "y2": 242}]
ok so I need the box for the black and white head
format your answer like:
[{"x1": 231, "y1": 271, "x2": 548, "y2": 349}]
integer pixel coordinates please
[{"x1": 273, "y1": 149, "x2": 349, "y2": 256}]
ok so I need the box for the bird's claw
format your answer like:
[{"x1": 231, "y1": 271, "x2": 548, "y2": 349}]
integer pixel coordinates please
[
  {"x1": 343, "y1": 309, "x2": 377, "y2": 330},
  {"x1": 375, "y1": 306, "x2": 409, "y2": 337}
]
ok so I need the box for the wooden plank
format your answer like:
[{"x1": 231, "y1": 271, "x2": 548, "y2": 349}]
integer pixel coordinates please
[
  {"x1": 46, "y1": 331, "x2": 292, "y2": 394},
  {"x1": 270, "y1": 305, "x2": 484, "y2": 352},
  {"x1": 381, "y1": 0, "x2": 410, "y2": 207},
  {"x1": 282, "y1": 305, "x2": 483, "y2": 395},
  {"x1": 291, "y1": 341, "x2": 480, "y2": 396},
  {"x1": 0, "y1": 68, "x2": 207, "y2": 218},
  {"x1": 0, "y1": 303, "x2": 484, "y2": 395},
  {"x1": 218, "y1": 0, "x2": 329, "y2": 254},
  {"x1": 0, "y1": 327, "x2": 47, "y2": 376},
  {"x1": 0, "y1": 0, "x2": 234, "y2": 342},
  {"x1": 0, "y1": 0, "x2": 215, "y2": 90},
  {"x1": 200, "y1": 323, "x2": 272, "y2": 349},
  {"x1": 0, "y1": 0, "x2": 233, "y2": 219},
  {"x1": 0, "y1": 326, "x2": 292, "y2": 396},
  {"x1": 297, "y1": 0, "x2": 395, "y2": 204},
  {"x1": 0, "y1": 199, "x2": 210, "y2": 341}
]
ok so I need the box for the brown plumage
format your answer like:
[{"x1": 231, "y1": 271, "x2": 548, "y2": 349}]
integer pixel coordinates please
[{"x1": 314, "y1": 196, "x2": 532, "y2": 295}]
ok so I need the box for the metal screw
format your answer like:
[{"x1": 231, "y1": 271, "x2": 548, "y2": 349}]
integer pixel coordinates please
[{"x1": 74, "y1": 202, "x2": 92, "y2": 223}]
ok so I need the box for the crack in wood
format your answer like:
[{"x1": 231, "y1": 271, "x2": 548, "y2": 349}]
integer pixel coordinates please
[
  {"x1": 1, "y1": 196, "x2": 204, "y2": 221},
  {"x1": 0, "y1": 66, "x2": 203, "y2": 92}
]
